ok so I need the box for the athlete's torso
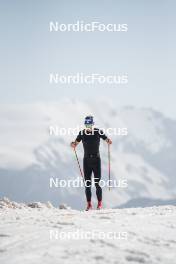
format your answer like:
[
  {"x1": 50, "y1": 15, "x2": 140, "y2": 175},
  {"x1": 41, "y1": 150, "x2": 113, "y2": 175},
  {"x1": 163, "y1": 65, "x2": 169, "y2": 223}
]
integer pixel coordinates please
[{"x1": 76, "y1": 128, "x2": 107, "y2": 157}]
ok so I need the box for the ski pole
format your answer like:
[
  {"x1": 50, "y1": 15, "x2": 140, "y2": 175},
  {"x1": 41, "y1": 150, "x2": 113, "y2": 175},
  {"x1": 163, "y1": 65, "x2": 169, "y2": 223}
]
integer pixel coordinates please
[
  {"x1": 73, "y1": 148, "x2": 85, "y2": 183},
  {"x1": 108, "y1": 143, "x2": 111, "y2": 191}
]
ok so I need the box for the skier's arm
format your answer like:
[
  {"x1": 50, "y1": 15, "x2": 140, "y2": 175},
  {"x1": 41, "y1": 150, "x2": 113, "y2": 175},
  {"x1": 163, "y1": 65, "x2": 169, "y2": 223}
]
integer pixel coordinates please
[
  {"x1": 99, "y1": 129, "x2": 112, "y2": 144},
  {"x1": 70, "y1": 131, "x2": 82, "y2": 148}
]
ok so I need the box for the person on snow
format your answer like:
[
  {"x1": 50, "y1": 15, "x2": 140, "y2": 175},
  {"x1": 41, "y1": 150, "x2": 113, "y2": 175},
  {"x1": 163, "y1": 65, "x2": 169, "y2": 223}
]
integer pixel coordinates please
[{"x1": 70, "y1": 116, "x2": 112, "y2": 210}]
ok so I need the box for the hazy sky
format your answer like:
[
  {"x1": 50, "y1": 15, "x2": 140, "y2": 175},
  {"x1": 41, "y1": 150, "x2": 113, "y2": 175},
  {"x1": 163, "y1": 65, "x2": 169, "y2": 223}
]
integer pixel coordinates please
[{"x1": 0, "y1": 0, "x2": 175, "y2": 118}]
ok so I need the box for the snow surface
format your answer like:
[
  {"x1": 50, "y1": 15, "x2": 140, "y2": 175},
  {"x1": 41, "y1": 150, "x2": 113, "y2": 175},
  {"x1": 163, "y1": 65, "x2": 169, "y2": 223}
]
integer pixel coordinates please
[{"x1": 0, "y1": 198, "x2": 176, "y2": 264}]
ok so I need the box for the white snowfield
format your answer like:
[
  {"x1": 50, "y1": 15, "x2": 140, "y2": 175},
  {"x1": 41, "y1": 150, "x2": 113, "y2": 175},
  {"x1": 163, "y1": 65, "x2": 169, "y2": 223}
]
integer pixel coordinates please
[{"x1": 0, "y1": 199, "x2": 176, "y2": 264}]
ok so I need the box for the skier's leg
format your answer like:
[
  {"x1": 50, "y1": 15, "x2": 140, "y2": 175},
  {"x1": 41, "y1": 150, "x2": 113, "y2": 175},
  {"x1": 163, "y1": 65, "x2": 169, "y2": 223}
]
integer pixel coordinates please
[
  {"x1": 83, "y1": 158, "x2": 93, "y2": 202},
  {"x1": 93, "y1": 158, "x2": 102, "y2": 202}
]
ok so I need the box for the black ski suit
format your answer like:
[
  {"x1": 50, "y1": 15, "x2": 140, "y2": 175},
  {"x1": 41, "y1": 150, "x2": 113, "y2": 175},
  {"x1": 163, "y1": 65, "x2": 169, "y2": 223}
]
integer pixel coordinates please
[{"x1": 76, "y1": 128, "x2": 107, "y2": 202}]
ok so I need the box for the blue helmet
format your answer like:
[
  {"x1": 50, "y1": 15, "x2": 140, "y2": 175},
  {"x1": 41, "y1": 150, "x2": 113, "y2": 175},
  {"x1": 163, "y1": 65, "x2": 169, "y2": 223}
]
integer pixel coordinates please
[{"x1": 84, "y1": 115, "x2": 94, "y2": 125}]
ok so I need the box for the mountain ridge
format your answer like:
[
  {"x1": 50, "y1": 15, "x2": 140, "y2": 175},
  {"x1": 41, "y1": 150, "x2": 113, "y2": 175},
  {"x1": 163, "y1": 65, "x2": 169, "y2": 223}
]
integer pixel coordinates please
[{"x1": 0, "y1": 101, "x2": 176, "y2": 208}]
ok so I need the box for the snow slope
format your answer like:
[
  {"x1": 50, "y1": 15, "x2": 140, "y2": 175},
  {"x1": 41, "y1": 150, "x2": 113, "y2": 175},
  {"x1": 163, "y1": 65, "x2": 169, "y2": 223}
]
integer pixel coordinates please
[{"x1": 0, "y1": 199, "x2": 176, "y2": 264}]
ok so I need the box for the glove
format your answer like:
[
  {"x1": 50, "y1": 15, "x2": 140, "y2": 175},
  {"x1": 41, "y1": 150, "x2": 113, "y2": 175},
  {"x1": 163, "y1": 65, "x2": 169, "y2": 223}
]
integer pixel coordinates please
[
  {"x1": 106, "y1": 138, "x2": 112, "y2": 144},
  {"x1": 70, "y1": 141, "x2": 77, "y2": 148}
]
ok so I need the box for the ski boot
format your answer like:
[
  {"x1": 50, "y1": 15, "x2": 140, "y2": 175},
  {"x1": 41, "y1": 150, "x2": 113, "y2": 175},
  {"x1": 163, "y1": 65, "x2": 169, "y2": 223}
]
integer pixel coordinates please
[
  {"x1": 86, "y1": 201, "x2": 92, "y2": 211},
  {"x1": 97, "y1": 201, "x2": 102, "y2": 210}
]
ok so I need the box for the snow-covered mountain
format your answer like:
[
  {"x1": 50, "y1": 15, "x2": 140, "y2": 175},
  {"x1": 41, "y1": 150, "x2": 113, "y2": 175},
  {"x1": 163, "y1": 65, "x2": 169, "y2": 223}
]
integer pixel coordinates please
[{"x1": 0, "y1": 99, "x2": 176, "y2": 209}]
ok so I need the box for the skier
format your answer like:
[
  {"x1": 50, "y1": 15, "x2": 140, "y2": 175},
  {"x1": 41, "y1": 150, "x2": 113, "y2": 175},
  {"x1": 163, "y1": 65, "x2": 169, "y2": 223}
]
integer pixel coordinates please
[{"x1": 70, "y1": 116, "x2": 112, "y2": 210}]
